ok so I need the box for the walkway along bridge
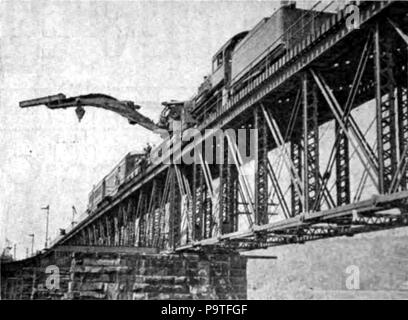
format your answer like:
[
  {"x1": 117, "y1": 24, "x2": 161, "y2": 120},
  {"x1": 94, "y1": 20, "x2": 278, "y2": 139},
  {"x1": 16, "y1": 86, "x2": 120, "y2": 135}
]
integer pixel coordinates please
[{"x1": 44, "y1": 1, "x2": 408, "y2": 254}]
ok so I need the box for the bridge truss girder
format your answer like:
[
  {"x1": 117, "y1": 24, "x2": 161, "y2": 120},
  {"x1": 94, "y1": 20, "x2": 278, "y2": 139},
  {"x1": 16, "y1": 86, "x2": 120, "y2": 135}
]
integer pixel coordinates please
[{"x1": 59, "y1": 3, "x2": 408, "y2": 252}]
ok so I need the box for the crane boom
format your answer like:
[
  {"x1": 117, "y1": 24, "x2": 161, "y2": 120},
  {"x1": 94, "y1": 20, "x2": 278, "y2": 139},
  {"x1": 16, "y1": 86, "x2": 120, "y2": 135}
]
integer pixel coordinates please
[{"x1": 19, "y1": 93, "x2": 166, "y2": 135}]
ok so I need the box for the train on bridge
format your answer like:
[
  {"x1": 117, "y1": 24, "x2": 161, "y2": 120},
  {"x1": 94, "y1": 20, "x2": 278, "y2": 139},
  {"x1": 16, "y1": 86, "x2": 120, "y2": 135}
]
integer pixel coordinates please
[
  {"x1": 20, "y1": 1, "x2": 408, "y2": 254},
  {"x1": 84, "y1": 1, "x2": 333, "y2": 216}
]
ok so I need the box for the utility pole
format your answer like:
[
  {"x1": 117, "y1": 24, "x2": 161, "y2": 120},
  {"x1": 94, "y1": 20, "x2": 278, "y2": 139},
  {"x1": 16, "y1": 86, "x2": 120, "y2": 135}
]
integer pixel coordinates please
[
  {"x1": 13, "y1": 244, "x2": 16, "y2": 260},
  {"x1": 72, "y1": 206, "x2": 77, "y2": 227},
  {"x1": 28, "y1": 234, "x2": 35, "y2": 256},
  {"x1": 41, "y1": 205, "x2": 50, "y2": 249}
]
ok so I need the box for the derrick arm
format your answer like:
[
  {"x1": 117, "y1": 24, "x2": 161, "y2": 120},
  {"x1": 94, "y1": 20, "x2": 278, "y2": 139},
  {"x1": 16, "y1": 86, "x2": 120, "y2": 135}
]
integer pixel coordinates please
[{"x1": 19, "y1": 93, "x2": 165, "y2": 134}]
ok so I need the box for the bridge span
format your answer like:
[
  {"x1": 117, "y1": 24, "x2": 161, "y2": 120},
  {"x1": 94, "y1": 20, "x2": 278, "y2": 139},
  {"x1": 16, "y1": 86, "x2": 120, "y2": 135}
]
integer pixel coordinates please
[
  {"x1": 50, "y1": 1, "x2": 408, "y2": 253},
  {"x1": 3, "y1": 0, "x2": 408, "y2": 300}
]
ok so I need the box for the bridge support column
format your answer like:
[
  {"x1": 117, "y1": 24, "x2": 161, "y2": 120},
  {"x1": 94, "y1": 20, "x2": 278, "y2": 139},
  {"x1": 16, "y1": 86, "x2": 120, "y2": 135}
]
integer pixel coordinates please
[
  {"x1": 198, "y1": 152, "x2": 215, "y2": 239},
  {"x1": 169, "y1": 168, "x2": 181, "y2": 250},
  {"x1": 384, "y1": 18, "x2": 408, "y2": 193},
  {"x1": 375, "y1": 22, "x2": 398, "y2": 194},
  {"x1": 136, "y1": 189, "x2": 148, "y2": 247},
  {"x1": 335, "y1": 121, "x2": 351, "y2": 205},
  {"x1": 192, "y1": 150, "x2": 215, "y2": 241},
  {"x1": 147, "y1": 179, "x2": 163, "y2": 247},
  {"x1": 290, "y1": 137, "x2": 303, "y2": 216},
  {"x1": 302, "y1": 74, "x2": 320, "y2": 213},
  {"x1": 219, "y1": 137, "x2": 239, "y2": 234},
  {"x1": 254, "y1": 107, "x2": 269, "y2": 225},
  {"x1": 192, "y1": 163, "x2": 204, "y2": 241}
]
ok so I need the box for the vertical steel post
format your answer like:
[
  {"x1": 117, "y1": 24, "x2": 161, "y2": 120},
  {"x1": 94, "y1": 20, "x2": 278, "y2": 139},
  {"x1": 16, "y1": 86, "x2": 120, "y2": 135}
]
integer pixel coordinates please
[
  {"x1": 290, "y1": 139, "x2": 303, "y2": 216},
  {"x1": 105, "y1": 216, "x2": 111, "y2": 246},
  {"x1": 302, "y1": 74, "x2": 320, "y2": 213},
  {"x1": 219, "y1": 135, "x2": 239, "y2": 234},
  {"x1": 219, "y1": 140, "x2": 227, "y2": 234},
  {"x1": 198, "y1": 162, "x2": 206, "y2": 239},
  {"x1": 254, "y1": 107, "x2": 269, "y2": 225},
  {"x1": 397, "y1": 44, "x2": 408, "y2": 190},
  {"x1": 335, "y1": 121, "x2": 351, "y2": 205},
  {"x1": 192, "y1": 163, "x2": 197, "y2": 241},
  {"x1": 169, "y1": 168, "x2": 181, "y2": 249},
  {"x1": 41, "y1": 205, "x2": 50, "y2": 249},
  {"x1": 374, "y1": 22, "x2": 398, "y2": 194},
  {"x1": 302, "y1": 75, "x2": 309, "y2": 213}
]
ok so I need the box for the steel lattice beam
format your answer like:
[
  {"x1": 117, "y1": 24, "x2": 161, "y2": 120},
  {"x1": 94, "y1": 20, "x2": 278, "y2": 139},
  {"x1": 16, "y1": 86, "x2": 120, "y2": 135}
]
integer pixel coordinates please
[
  {"x1": 375, "y1": 22, "x2": 398, "y2": 194},
  {"x1": 254, "y1": 107, "x2": 269, "y2": 225},
  {"x1": 291, "y1": 139, "x2": 303, "y2": 216},
  {"x1": 169, "y1": 168, "x2": 181, "y2": 249},
  {"x1": 302, "y1": 74, "x2": 320, "y2": 213}
]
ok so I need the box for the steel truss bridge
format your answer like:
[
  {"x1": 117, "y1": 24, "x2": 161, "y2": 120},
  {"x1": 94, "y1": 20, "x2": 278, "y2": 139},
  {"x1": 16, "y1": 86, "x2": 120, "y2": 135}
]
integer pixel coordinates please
[{"x1": 52, "y1": 1, "x2": 408, "y2": 253}]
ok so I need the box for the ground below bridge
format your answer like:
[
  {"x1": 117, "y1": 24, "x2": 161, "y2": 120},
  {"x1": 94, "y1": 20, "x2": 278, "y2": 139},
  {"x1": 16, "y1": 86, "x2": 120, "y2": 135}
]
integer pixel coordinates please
[{"x1": 247, "y1": 227, "x2": 408, "y2": 299}]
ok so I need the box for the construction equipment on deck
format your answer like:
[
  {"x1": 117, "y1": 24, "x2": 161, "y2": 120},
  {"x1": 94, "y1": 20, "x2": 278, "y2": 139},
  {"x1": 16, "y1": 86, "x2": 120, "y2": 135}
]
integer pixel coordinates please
[{"x1": 19, "y1": 93, "x2": 168, "y2": 136}]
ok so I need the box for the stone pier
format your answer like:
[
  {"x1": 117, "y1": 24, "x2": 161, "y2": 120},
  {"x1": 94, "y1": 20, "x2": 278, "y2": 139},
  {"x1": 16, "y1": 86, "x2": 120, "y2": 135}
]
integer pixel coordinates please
[{"x1": 0, "y1": 247, "x2": 247, "y2": 300}]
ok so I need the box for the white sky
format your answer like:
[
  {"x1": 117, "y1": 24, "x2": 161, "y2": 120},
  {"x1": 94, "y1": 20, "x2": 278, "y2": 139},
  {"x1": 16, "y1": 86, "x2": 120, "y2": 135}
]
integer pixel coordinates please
[{"x1": 0, "y1": 0, "x2": 289, "y2": 258}]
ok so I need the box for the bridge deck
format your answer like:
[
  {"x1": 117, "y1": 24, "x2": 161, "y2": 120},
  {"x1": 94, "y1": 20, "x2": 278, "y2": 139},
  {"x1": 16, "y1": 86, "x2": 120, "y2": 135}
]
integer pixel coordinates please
[{"x1": 50, "y1": 1, "x2": 408, "y2": 253}]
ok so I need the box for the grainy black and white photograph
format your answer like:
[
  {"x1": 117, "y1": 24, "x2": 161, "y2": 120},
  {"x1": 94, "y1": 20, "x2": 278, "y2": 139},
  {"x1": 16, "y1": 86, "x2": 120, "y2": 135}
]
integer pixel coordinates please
[{"x1": 1, "y1": 0, "x2": 408, "y2": 303}]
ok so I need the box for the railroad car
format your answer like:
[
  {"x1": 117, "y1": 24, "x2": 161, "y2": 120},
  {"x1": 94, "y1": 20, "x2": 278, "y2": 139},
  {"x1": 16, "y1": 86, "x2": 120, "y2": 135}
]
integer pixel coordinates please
[
  {"x1": 191, "y1": 2, "x2": 333, "y2": 122},
  {"x1": 211, "y1": 31, "x2": 249, "y2": 90},
  {"x1": 230, "y1": 4, "x2": 333, "y2": 86},
  {"x1": 87, "y1": 152, "x2": 143, "y2": 213}
]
